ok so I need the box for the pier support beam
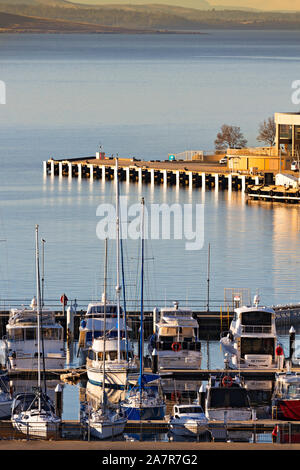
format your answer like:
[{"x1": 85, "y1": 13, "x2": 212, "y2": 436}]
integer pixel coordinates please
[
  {"x1": 102, "y1": 165, "x2": 106, "y2": 181},
  {"x1": 150, "y1": 169, "x2": 155, "y2": 185},
  {"x1": 126, "y1": 167, "x2": 130, "y2": 183},
  {"x1": 241, "y1": 175, "x2": 246, "y2": 192},
  {"x1": 228, "y1": 174, "x2": 232, "y2": 191},
  {"x1": 188, "y1": 172, "x2": 193, "y2": 189},
  {"x1": 163, "y1": 170, "x2": 167, "y2": 186},
  {"x1": 59, "y1": 162, "x2": 63, "y2": 178},
  {"x1": 78, "y1": 164, "x2": 82, "y2": 179},
  {"x1": 202, "y1": 173, "x2": 206, "y2": 190},
  {"x1": 50, "y1": 160, "x2": 55, "y2": 176},
  {"x1": 43, "y1": 161, "x2": 47, "y2": 176},
  {"x1": 89, "y1": 164, "x2": 94, "y2": 181},
  {"x1": 138, "y1": 168, "x2": 142, "y2": 184},
  {"x1": 176, "y1": 171, "x2": 180, "y2": 187},
  {"x1": 214, "y1": 174, "x2": 219, "y2": 189},
  {"x1": 68, "y1": 163, "x2": 72, "y2": 179}
]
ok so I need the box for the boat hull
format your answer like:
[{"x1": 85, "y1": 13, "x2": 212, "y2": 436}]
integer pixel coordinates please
[
  {"x1": 84, "y1": 419, "x2": 127, "y2": 440},
  {"x1": 8, "y1": 356, "x2": 66, "y2": 370},
  {"x1": 158, "y1": 351, "x2": 202, "y2": 370},
  {"x1": 12, "y1": 418, "x2": 60, "y2": 439},
  {"x1": 87, "y1": 367, "x2": 137, "y2": 390},
  {"x1": 274, "y1": 399, "x2": 300, "y2": 421},
  {"x1": 206, "y1": 408, "x2": 252, "y2": 421},
  {"x1": 170, "y1": 421, "x2": 208, "y2": 437},
  {"x1": 121, "y1": 404, "x2": 165, "y2": 421}
]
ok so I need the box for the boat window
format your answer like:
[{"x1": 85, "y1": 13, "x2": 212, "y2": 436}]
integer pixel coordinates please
[
  {"x1": 10, "y1": 329, "x2": 24, "y2": 341},
  {"x1": 241, "y1": 338, "x2": 274, "y2": 357},
  {"x1": 109, "y1": 352, "x2": 117, "y2": 361},
  {"x1": 160, "y1": 327, "x2": 177, "y2": 336},
  {"x1": 241, "y1": 311, "x2": 272, "y2": 326},
  {"x1": 25, "y1": 328, "x2": 36, "y2": 340},
  {"x1": 181, "y1": 327, "x2": 194, "y2": 337},
  {"x1": 179, "y1": 406, "x2": 203, "y2": 414},
  {"x1": 43, "y1": 328, "x2": 60, "y2": 340},
  {"x1": 287, "y1": 384, "x2": 300, "y2": 397},
  {"x1": 209, "y1": 388, "x2": 249, "y2": 408}
]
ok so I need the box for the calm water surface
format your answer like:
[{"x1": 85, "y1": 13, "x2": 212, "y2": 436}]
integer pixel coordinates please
[{"x1": 0, "y1": 32, "x2": 299, "y2": 434}]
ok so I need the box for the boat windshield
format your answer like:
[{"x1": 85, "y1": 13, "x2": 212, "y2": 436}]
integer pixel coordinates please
[
  {"x1": 208, "y1": 388, "x2": 250, "y2": 409},
  {"x1": 241, "y1": 338, "x2": 274, "y2": 357},
  {"x1": 241, "y1": 311, "x2": 272, "y2": 326},
  {"x1": 87, "y1": 305, "x2": 122, "y2": 315},
  {"x1": 179, "y1": 406, "x2": 204, "y2": 414},
  {"x1": 286, "y1": 384, "x2": 300, "y2": 398},
  {"x1": 12, "y1": 393, "x2": 55, "y2": 414}
]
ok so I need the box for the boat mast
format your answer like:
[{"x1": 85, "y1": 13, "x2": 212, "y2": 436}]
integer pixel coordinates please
[
  {"x1": 139, "y1": 197, "x2": 145, "y2": 396},
  {"x1": 102, "y1": 238, "x2": 108, "y2": 410},
  {"x1": 115, "y1": 157, "x2": 121, "y2": 363},
  {"x1": 35, "y1": 224, "x2": 42, "y2": 412}
]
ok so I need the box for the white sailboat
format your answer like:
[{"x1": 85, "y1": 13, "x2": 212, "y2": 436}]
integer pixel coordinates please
[
  {"x1": 86, "y1": 158, "x2": 137, "y2": 388},
  {"x1": 81, "y1": 239, "x2": 127, "y2": 439},
  {"x1": 121, "y1": 198, "x2": 166, "y2": 421},
  {"x1": 11, "y1": 225, "x2": 61, "y2": 439}
]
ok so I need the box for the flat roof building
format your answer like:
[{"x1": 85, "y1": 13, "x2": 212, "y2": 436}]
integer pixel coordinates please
[{"x1": 275, "y1": 112, "x2": 300, "y2": 157}]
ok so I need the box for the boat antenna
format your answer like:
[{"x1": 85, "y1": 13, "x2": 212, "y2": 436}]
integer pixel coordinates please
[
  {"x1": 207, "y1": 243, "x2": 211, "y2": 313},
  {"x1": 138, "y1": 197, "x2": 145, "y2": 396},
  {"x1": 41, "y1": 238, "x2": 46, "y2": 307},
  {"x1": 115, "y1": 157, "x2": 121, "y2": 363},
  {"x1": 35, "y1": 225, "x2": 42, "y2": 412},
  {"x1": 102, "y1": 238, "x2": 108, "y2": 411}
]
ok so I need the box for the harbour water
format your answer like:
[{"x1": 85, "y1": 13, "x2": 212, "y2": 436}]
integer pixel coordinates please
[{"x1": 0, "y1": 31, "x2": 300, "y2": 442}]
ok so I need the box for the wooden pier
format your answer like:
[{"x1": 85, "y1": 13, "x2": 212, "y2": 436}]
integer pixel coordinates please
[{"x1": 43, "y1": 157, "x2": 266, "y2": 192}]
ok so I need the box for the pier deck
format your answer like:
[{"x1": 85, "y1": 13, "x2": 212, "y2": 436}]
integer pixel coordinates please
[{"x1": 44, "y1": 157, "x2": 266, "y2": 191}]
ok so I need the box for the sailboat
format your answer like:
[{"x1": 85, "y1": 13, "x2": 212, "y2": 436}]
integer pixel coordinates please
[
  {"x1": 86, "y1": 157, "x2": 137, "y2": 388},
  {"x1": 121, "y1": 198, "x2": 166, "y2": 421},
  {"x1": 11, "y1": 225, "x2": 61, "y2": 438},
  {"x1": 81, "y1": 239, "x2": 127, "y2": 439}
]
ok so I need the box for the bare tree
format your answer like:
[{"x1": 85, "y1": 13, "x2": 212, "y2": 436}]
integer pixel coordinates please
[
  {"x1": 215, "y1": 124, "x2": 247, "y2": 152},
  {"x1": 257, "y1": 116, "x2": 276, "y2": 146}
]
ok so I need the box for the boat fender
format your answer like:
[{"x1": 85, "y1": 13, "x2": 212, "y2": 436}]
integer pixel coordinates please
[
  {"x1": 171, "y1": 342, "x2": 181, "y2": 352},
  {"x1": 275, "y1": 345, "x2": 284, "y2": 356},
  {"x1": 222, "y1": 376, "x2": 233, "y2": 387}
]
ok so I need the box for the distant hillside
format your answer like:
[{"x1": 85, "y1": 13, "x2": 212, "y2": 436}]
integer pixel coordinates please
[
  {"x1": 0, "y1": 10, "x2": 153, "y2": 32},
  {"x1": 1, "y1": 1, "x2": 300, "y2": 31}
]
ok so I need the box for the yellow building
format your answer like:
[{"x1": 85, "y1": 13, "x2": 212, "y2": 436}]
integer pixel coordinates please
[{"x1": 226, "y1": 112, "x2": 300, "y2": 173}]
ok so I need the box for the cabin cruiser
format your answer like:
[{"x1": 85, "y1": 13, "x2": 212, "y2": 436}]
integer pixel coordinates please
[
  {"x1": 78, "y1": 297, "x2": 130, "y2": 363},
  {"x1": 205, "y1": 374, "x2": 253, "y2": 422},
  {"x1": 272, "y1": 370, "x2": 300, "y2": 420},
  {"x1": 4, "y1": 297, "x2": 65, "y2": 370},
  {"x1": 86, "y1": 336, "x2": 137, "y2": 389},
  {"x1": 149, "y1": 302, "x2": 202, "y2": 370},
  {"x1": 220, "y1": 295, "x2": 284, "y2": 369},
  {"x1": 169, "y1": 404, "x2": 209, "y2": 437}
]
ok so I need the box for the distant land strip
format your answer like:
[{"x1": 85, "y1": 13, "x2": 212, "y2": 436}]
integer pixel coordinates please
[
  {"x1": 0, "y1": 12, "x2": 161, "y2": 34},
  {"x1": 1, "y1": 2, "x2": 300, "y2": 32},
  {"x1": 0, "y1": 11, "x2": 211, "y2": 34}
]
